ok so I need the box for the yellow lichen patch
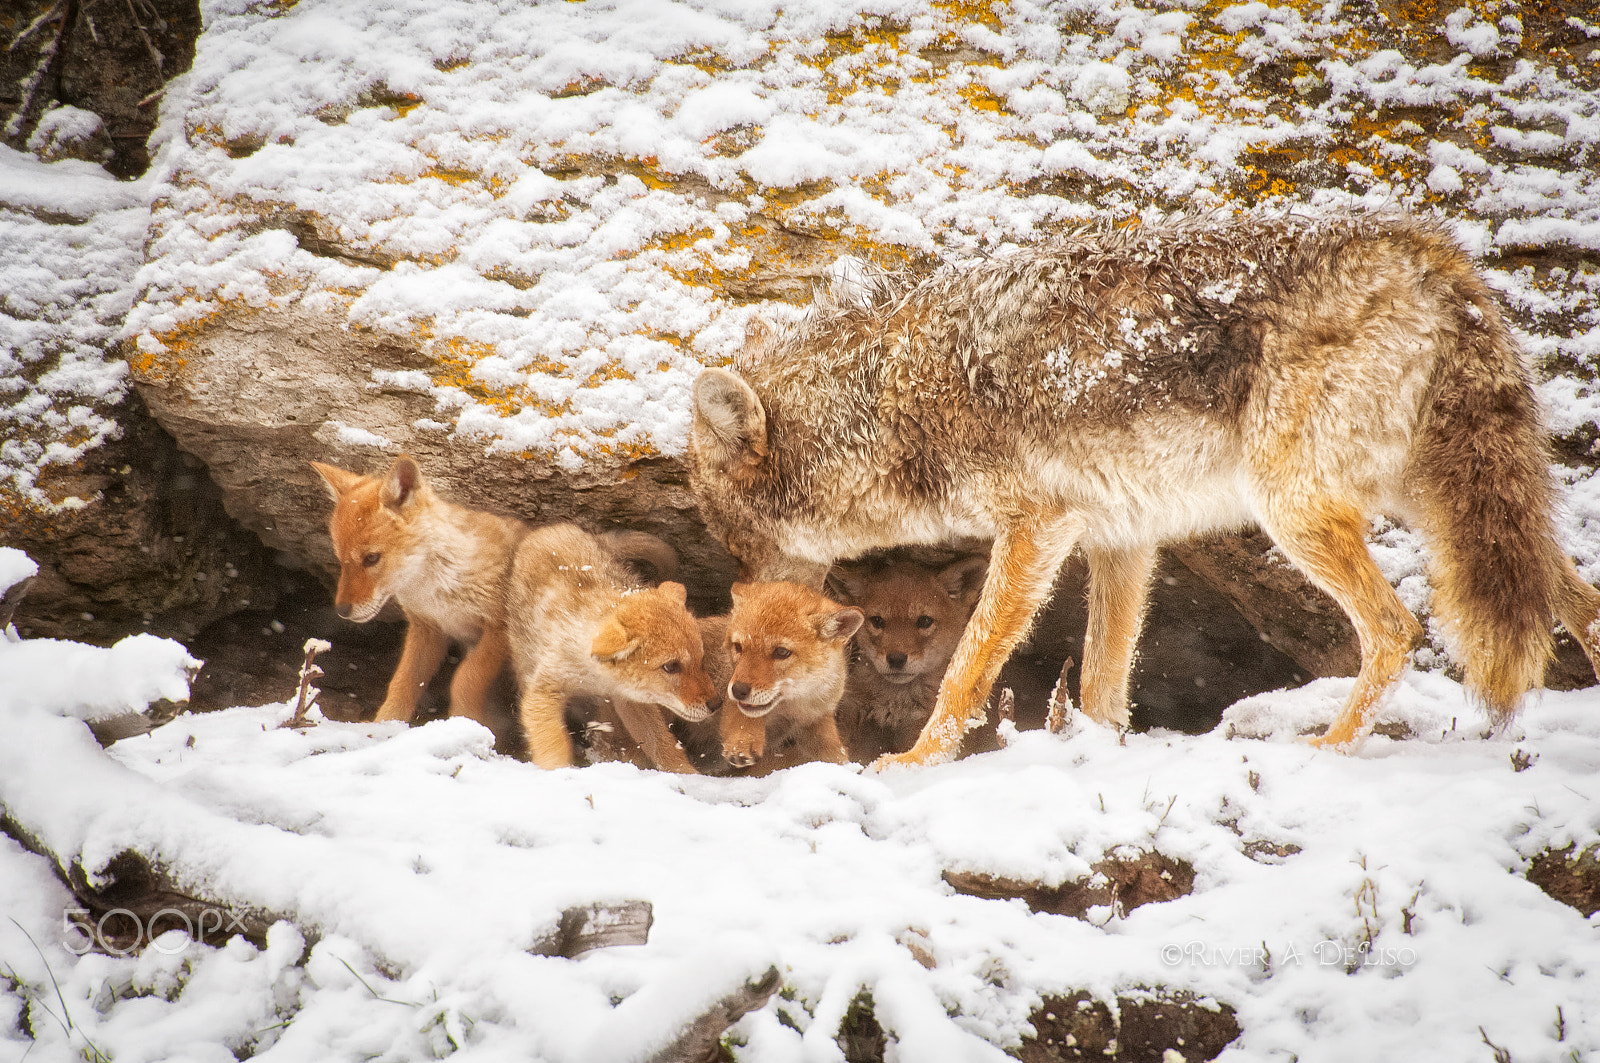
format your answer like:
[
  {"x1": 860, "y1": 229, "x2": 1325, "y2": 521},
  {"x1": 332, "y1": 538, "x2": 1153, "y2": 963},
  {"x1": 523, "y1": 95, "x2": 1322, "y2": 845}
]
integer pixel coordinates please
[
  {"x1": 930, "y1": 0, "x2": 1006, "y2": 35},
  {"x1": 422, "y1": 166, "x2": 481, "y2": 187},
  {"x1": 591, "y1": 438, "x2": 659, "y2": 462},
  {"x1": 582, "y1": 363, "x2": 636, "y2": 387},
  {"x1": 431, "y1": 338, "x2": 569, "y2": 419},
  {"x1": 134, "y1": 300, "x2": 256, "y2": 384},
  {"x1": 958, "y1": 82, "x2": 1005, "y2": 114}
]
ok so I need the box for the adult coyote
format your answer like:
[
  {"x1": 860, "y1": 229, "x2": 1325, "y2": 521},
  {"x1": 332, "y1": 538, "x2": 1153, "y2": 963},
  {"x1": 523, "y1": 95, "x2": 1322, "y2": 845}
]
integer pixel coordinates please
[{"x1": 689, "y1": 211, "x2": 1600, "y2": 765}]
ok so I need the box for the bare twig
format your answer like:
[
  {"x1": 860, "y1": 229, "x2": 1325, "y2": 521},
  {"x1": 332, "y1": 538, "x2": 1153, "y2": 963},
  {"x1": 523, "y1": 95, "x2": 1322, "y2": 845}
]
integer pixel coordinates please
[
  {"x1": 284, "y1": 638, "x2": 331, "y2": 728},
  {"x1": 3, "y1": 7, "x2": 65, "y2": 140},
  {"x1": 1479, "y1": 1026, "x2": 1513, "y2": 1063},
  {"x1": 122, "y1": 0, "x2": 164, "y2": 71},
  {"x1": 993, "y1": 687, "x2": 1016, "y2": 746},
  {"x1": 1046, "y1": 657, "x2": 1075, "y2": 734},
  {"x1": 1401, "y1": 884, "x2": 1422, "y2": 935},
  {"x1": 8, "y1": 1, "x2": 65, "y2": 52}
]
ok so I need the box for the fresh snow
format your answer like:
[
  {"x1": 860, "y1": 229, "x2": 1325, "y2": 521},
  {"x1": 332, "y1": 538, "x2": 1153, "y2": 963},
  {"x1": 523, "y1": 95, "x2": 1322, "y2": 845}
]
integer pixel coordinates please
[
  {"x1": 4, "y1": 0, "x2": 1600, "y2": 1058},
  {"x1": 1, "y1": 619, "x2": 1598, "y2": 1061}
]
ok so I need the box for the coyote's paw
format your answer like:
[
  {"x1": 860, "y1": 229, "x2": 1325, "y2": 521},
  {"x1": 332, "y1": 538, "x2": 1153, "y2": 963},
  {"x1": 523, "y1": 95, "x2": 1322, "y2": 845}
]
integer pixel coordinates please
[
  {"x1": 722, "y1": 731, "x2": 764, "y2": 769},
  {"x1": 1303, "y1": 726, "x2": 1363, "y2": 753},
  {"x1": 870, "y1": 748, "x2": 935, "y2": 772}
]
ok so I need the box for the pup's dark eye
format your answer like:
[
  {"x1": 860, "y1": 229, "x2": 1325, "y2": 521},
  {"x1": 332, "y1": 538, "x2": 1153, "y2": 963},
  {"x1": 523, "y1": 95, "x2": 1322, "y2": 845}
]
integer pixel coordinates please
[
  {"x1": 868, "y1": 616, "x2": 885, "y2": 630},
  {"x1": 661, "y1": 660, "x2": 682, "y2": 675},
  {"x1": 731, "y1": 641, "x2": 743, "y2": 655},
  {"x1": 772, "y1": 646, "x2": 792, "y2": 660},
  {"x1": 361, "y1": 552, "x2": 382, "y2": 568},
  {"x1": 916, "y1": 616, "x2": 934, "y2": 630}
]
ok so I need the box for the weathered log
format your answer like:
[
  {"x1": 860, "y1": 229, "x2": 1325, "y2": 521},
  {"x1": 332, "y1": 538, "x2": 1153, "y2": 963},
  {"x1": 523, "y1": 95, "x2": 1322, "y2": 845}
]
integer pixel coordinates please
[
  {"x1": 1527, "y1": 844, "x2": 1600, "y2": 917},
  {"x1": 529, "y1": 900, "x2": 654, "y2": 959},
  {"x1": 647, "y1": 965, "x2": 781, "y2": 1063},
  {"x1": 0, "y1": 813, "x2": 282, "y2": 954},
  {"x1": 0, "y1": 572, "x2": 33, "y2": 632},
  {"x1": 944, "y1": 850, "x2": 1194, "y2": 920}
]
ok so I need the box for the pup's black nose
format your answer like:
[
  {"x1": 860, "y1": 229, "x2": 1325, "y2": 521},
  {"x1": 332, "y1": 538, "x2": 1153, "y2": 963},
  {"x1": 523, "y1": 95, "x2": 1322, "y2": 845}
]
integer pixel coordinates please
[
  {"x1": 336, "y1": 602, "x2": 353, "y2": 619},
  {"x1": 886, "y1": 652, "x2": 907, "y2": 670},
  {"x1": 730, "y1": 681, "x2": 751, "y2": 701}
]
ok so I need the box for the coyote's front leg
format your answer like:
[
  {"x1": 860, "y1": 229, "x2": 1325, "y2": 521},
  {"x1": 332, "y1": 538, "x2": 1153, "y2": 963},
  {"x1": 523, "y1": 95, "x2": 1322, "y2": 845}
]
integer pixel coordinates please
[{"x1": 877, "y1": 511, "x2": 1081, "y2": 768}]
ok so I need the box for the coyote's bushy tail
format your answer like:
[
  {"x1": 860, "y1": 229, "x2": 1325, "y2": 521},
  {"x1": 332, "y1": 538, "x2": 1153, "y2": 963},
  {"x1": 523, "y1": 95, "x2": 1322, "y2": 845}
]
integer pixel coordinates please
[
  {"x1": 1409, "y1": 273, "x2": 1565, "y2": 722},
  {"x1": 599, "y1": 529, "x2": 680, "y2": 586}
]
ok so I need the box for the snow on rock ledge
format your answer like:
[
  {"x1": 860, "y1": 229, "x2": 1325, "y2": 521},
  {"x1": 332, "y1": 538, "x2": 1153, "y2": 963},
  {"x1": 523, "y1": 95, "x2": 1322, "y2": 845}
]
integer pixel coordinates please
[{"x1": 115, "y1": 0, "x2": 1600, "y2": 636}]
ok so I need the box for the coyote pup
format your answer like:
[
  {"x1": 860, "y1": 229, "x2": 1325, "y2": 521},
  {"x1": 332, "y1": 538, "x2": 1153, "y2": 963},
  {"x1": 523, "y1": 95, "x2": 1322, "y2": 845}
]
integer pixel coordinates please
[
  {"x1": 312, "y1": 455, "x2": 525, "y2": 727},
  {"x1": 508, "y1": 523, "x2": 719, "y2": 772},
  {"x1": 716, "y1": 581, "x2": 863, "y2": 774},
  {"x1": 690, "y1": 211, "x2": 1600, "y2": 764},
  {"x1": 832, "y1": 553, "x2": 988, "y2": 761}
]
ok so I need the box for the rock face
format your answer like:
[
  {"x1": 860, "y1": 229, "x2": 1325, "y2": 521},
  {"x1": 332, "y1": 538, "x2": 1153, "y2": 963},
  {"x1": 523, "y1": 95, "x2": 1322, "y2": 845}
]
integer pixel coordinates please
[
  {"x1": 3, "y1": 0, "x2": 1599, "y2": 719},
  {"x1": 132, "y1": 305, "x2": 739, "y2": 615}
]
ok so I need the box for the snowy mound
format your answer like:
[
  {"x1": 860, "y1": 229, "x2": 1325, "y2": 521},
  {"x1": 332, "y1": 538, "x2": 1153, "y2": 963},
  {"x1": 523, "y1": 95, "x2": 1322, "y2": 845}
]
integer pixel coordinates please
[{"x1": 2, "y1": 637, "x2": 1599, "y2": 1060}]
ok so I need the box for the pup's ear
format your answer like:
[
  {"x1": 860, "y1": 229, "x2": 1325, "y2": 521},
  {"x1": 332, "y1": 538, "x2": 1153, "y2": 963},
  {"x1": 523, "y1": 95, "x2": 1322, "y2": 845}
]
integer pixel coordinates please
[
  {"x1": 817, "y1": 606, "x2": 864, "y2": 643},
  {"x1": 825, "y1": 567, "x2": 865, "y2": 605},
  {"x1": 939, "y1": 556, "x2": 989, "y2": 605},
  {"x1": 693, "y1": 369, "x2": 767, "y2": 471},
  {"x1": 591, "y1": 617, "x2": 642, "y2": 662},
  {"x1": 734, "y1": 315, "x2": 777, "y2": 373},
  {"x1": 379, "y1": 455, "x2": 424, "y2": 511},
  {"x1": 729, "y1": 581, "x2": 750, "y2": 604},
  {"x1": 658, "y1": 581, "x2": 688, "y2": 607},
  {"x1": 310, "y1": 461, "x2": 364, "y2": 502}
]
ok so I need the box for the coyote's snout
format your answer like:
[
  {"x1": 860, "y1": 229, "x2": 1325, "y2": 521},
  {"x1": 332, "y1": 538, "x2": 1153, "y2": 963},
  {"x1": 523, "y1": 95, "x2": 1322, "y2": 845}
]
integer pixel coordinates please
[
  {"x1": 713, "y1": 581, "x2": 862, "y2": 773},
  {"x1": 690, "y1": 210, "x2": 1600, "y2": 765}
]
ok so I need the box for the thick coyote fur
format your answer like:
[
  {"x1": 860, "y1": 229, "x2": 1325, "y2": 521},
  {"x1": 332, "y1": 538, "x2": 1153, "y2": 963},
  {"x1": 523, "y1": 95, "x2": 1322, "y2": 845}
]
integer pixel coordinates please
[
  {"x1": 312, "y1": 455, "x2": 527, "y2": 728},
  {"x1": 507, "y1": 523, "x2": 719, "y2": 773},
  {"x1": 689, "y1": 210, "x2": 1600, "y2": 765}
]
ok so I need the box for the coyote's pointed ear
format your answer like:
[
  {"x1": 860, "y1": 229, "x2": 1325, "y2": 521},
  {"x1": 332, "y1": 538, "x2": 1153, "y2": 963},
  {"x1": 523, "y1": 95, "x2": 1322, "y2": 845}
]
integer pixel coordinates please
[
  {"x1": 591, "y1": 617, "x2": 642, "y2": 662},
  {"x1": 939, "y1": 556, "x2": 989, "y2": 605},
  {"x1": 729, "y1": 581, "x2": 750, "y2": 605},
  {"x1": 310, "y1": 461, "x2": 364, "y2": 502},
  {"x1": 658, "y1": 580, "x2": 688, "y2": 607},
  {"x1": 817, "y1": 605, "x2": 864, "y2": 643},
  {"x1": 734, "y1": 315, "x2": 777, "y2": 373},
  {"x1": 693, "y1": 369, "x2": 767, "y2": 471},
  {"x1": 825, "y1": 567, "x2": 865, "y2": 605},
  {"x1": 379, "y1": 455, "x2": 424, "y2": 511}
]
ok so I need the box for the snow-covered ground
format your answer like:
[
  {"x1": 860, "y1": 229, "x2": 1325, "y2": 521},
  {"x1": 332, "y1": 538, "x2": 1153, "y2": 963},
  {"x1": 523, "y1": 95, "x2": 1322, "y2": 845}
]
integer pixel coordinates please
[
  {"x1": 4, "y1": 0, "x2": 1600, "y2": 1058},
  {"x1": 2, "y1": 546, "x2": 1599, "y2": 1062}
]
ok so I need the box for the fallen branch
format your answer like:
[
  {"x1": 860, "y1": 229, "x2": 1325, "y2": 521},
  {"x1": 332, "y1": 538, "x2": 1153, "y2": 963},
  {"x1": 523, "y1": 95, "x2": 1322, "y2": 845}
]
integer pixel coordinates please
[
  {"x1": 647, "y1": 966, "x2": 780, "y2": 1063},
  {"x1": 0, "y1": 813, "x2": 282, "y2": 955}
]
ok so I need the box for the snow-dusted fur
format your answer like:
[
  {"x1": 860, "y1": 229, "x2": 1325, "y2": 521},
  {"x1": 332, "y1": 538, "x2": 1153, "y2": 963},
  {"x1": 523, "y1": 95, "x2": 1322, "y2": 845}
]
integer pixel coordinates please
[
  {"x1": 507, "y1": 523, "x2": 719, "y2": 773},
  {"x1": 690, "y1": 210, "x2": 1600, "y2": 763}
]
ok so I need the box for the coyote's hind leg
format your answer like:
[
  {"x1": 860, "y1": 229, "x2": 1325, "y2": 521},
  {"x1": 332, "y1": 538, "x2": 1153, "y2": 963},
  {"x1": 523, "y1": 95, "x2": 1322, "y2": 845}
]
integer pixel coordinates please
[
  {"x1": 1261, "y1": 500, "x2": 1422, "y2": 750},
  {"x1": 1555, "y1": 559, "x2": 1600, "y2": 680}
]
